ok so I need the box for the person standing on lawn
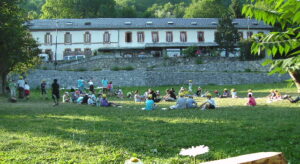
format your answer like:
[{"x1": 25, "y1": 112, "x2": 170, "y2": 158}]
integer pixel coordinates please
[
  {"x1": 17, "y1": 76, "x2": 25, "y2": 99},
  {"x1": 8, "y1": 79, "x2": 17, "y2": 98},
  {"x1": 52, "y1": 79, "x2": 60, "y2": 106},
  {"x1": 77, "y1": 77, "x2": 85, "y2": 93},
  {"x1": 101, "y1": 77, "x2": 108, "y2": 93},
  {"x1": 41, "y1": 80, "x2": 47, "y2": 99}
]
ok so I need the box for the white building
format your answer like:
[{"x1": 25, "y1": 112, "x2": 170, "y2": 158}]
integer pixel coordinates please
[{"x1": 27, "y1": 18, "x2": 272, "y2": 61}]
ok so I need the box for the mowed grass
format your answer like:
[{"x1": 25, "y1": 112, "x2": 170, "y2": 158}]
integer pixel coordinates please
[{"x1": 0, "y1": 82, "x2": 299, "y2": 163}]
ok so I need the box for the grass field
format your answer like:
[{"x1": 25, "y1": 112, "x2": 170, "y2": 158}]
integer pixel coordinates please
[{"x1": 0, "y1": 82, "x2": 299, "y2": 163}]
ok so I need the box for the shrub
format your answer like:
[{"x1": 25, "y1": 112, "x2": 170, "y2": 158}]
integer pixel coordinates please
[
  {"x1": 41, "y1": 67, "x2": 48, "y2": 70},
  {"x1": 123, "y1": 66, "x2": 134, "y2": 71},
  {"x1": 76, "y1": 68, "x2": 87, "y2": 72},
  {"x1": 195, "y1": 58, "x2": 203, "y2": 64},
  {"x1": 93, "y1": 68, "x2": 102, "y2": 71},
  {"x1": 244, "y1": 68, "x2": 252, "y2": 72},
  {"x1": 111, "y1": 66, "x2": 120, "y2": 71},
  {"x1": 183, "y1": 46, "x2": 198, "y2": 57},
  {"x1": 239, "y1": 39, "x2": 265, "y2": 61}
]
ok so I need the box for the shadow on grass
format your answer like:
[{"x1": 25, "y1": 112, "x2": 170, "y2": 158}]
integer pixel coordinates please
[{"x1": 0, "y1": 98, "x2": 300, "y2": 163}]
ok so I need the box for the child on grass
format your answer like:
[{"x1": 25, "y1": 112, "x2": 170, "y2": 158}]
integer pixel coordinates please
[
  {"x1": 199, "y1": 93, "x2": 216, "y2": 110},
  {"x1": 186, "y1": 95, "x2": 197, "y2": 108},
  {"x1": 100, "y1": 94, "x2": 119, "y2": 107},
  {"x1": 41, "y1": 80, "x2": 47, "y2": 99},
  {"x1": 231, "y1": 88, "x2": 238, "y2": 98},
  {"x1": 143, "y1": 95, "x2": 155, "y2": 111},
  {"x1": 246, "y1": 94, "x2": 256, "y2": 106},
  {"x1": 62, "y1": 92, "x2": 71, "y2": 103}
]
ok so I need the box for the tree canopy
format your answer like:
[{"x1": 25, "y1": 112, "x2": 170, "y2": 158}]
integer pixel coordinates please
[
  {"x1": 215, "y1": 15, "x2": 240, "y2": 57},
  {"x1": 0, "y1": 0, "x2": 40, "y2": 94},
  {"x1": 41, "y1": 0, "x2": 116, "y2": 19},
  {"x1": 243, "y1": 0, "x2": 300, "y2": 92}
]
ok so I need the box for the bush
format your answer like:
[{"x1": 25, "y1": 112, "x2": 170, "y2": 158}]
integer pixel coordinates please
[
  {"x1": 195, "y1": 58, "x2": 203, "y2": 64},
  {"x1": 123, "y1": 66, "x2": 134, "y2": 71},
  {"x1": 76, "y1": 68, "x2": 87, "y2": 72},
  {"x1": 111, "y1": 66, "x2": 120, "y2": 71},
  {"x1": 244, "y1": 68, "x2": 252, "y2": 72},
  {"x1": 41, "y1": 67, "x2": 48, "y2": 70},
  {"x1": 239, "y1": 39, "x2": 265, "y2": 61},
  {"x1": 183, "y1": 46, "x2": 198, "y2": 57},
  {"x1": 93, "y1": 68, "x2": 102, "y2": 71}
]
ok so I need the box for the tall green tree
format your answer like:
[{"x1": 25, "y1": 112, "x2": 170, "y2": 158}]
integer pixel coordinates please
[
  {"x1": 144, "y1": 2, "x2": 186, "y2": 18},
  {"x1": 215, "y1": 15, "x2": 240, "y2": 57},
  {"x1": 243, "y1": 0, "x2": 300, "y2": 92},
  {"x1": 41, "y1": 0, "x2": 116, "y2": 19},
  {"x1": 0, "y1": 0, "x2": 40, "y2": 94},
  {"x1": 184, "y1": 0, "x2": 227, "y2": 18},
  {"x1": 230, "y1": 0, "x2": 243, "y2": 18}
]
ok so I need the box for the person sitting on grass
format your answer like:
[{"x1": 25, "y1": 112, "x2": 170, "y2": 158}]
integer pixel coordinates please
[
  {"x1": 134, "y1": 90, "x2": 145, "y2": 102},
  {"x1": 186, "y1": 95, "x2": 197, "y2": 108},
  {"x1": 170, "y1": 93, "x2": 187, "y2": 109},
  {"x1": 213, "y1": 90, "x2": 219, "y2": 97},
  {"x1": 274, "y1": 89, "x2": 282, "y2": 99},
  {"x1": 246, "y1": 93, "x2": 256, "y2": 106},
  {"x1": 88, "y1": 92, "x2": 96, "y2": 105},
  {"x1": 248, "y1": 89, "x2": 253, "y2": 97},
  {"x1": 219, "y1": 88, "x2": 230, "y2": 98},
  {"x1": 163, "y1": 89, "x2": 176, "y2": 101},
  {"x1": 96, "y1": 93, "x2": 102, "y2": 107},
  {"x1": 231, "y1": 88, "x2": 238, "y2": 98},
  {"x1": 283, "y1": 95, "x2": 300, "y2": 103},
  {"x1": 100, "y1": 94, "x2": 119, "y2": 107},
  {"x1": 117, "y1": 89, "x2": 124, "y2": 99},
  {"x1": 24, "y1": 82, "x2": 30, "y2": 100},
  {"x1": 51, "y1": 79, "x2": 60, "y2": 106},
  {"x1": 195, "y1": 87, "x2": 202, "y2": 97},
  {"x1": 62, "y1": 92, "x2": 71, "y2": 103},
  {"x1": 268, "y1": 89, "x2": 276, "y2": 100},
  {"x1": 143, "y1": 95, "x2": 155, "y2": 111},
  {"x1": 199, "y1": 93, "x2": 216, "y2": 110}
]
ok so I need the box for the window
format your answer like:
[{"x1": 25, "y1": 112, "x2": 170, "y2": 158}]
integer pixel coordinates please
[
  {"x1": 64, "y1": 48, "x2": 72, "y2": 56},
  {"x1": 152, "y1": 32, "x2": 159, "y2": 43},
  {"x1": 166, "y1": 32, "x2": 173, "y2": 42},
  {"x1": 125, "y1": 32, "x2": 132, "y2": 43},
  {"x1": 180, "y1": 32, "x2": 187, "y2": 42},
  {"x1": 198, "y1": 31, "x2": 204, "y2": 42},
  {"x1": 137, "y1": 32, "x2": 144, "y2": 42},
  {"x1": 64, "y1": 32, "x2": 72, "y2": 44},
  {"x1": 84, "y1": 32, "x2": 91, "y2": 43},
  {"x1": 44, "y1": 33, "x2": 52, "y2": 45},
  {"x1": 75, "y1": 48, "x2": 82, "y2": 55},
  {"x1": 103, "y1": 32, "x2": 110, "y2": 43},
  {"x1": 238, "y1": 32, "x2": 243, "y2": 40},
  {"x1": 247, "y1": 31, "x2": 253, "y2": 38}
]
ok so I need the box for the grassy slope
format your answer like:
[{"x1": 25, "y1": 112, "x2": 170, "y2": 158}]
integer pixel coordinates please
[{"x1": 0, "y1": 82, "x2": 299, "y2": 163}]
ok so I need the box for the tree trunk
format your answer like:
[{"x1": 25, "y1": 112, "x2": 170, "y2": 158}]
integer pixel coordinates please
[
  {"x1": 289, "y1": 70, "x2": 300, "y2": 93},
  {"x1": 0, "y1": 73, "x2": 7, "y2": 95}
]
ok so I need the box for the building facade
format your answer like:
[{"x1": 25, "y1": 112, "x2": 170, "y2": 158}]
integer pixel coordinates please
[{"x1": 28, "y1": 18, "x2": 272, "y2": 61}]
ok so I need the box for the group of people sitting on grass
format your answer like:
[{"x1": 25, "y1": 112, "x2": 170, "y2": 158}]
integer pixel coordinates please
[{"x1": 6, "y1": 77, "x2": 300, "y2": 107}]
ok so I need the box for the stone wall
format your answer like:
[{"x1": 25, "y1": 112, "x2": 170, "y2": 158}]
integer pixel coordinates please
[
  {"x1": 40, "y1": 56, "x2": 243, "y2": 71},
  {"x1": 26, "y1": 69, "x2": 289, "y2": 89}
]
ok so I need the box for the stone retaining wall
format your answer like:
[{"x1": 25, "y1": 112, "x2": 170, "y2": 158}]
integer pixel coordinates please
[{"x1": 25, "y1": 69, "x2": 289, "y2": 89}]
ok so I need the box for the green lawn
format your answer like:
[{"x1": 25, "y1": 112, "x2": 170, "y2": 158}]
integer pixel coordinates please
[{"x1": 0, "y1": 82, "x2": 299, "y2": 163}]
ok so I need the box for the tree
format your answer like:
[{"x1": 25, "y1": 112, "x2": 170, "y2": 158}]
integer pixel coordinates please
[
  {"x1": 184, "y1": 0, "x2": 227, "y2": 18},
  {"x1": 0, "y1": 0, "x2": 40, "y2": 94},
  {"x1": 144, "y1": 2, "x2": 186, "y2": 18},
  {"x1": 215, "y1": 15, "x2": 240, "y2": 57},
  {"x1": 243, "y1": 0, "x2": 300, "y2": 93},
  {"x1": 41, "y1": 0, "x2": 116, "y2": 19},
  {"x1": 230, "y1": 0, "x2": 243, "y2": 18}
]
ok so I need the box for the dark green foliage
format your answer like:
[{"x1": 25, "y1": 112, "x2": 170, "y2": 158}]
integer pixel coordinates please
[
  {"x1": 144, "y1": 2, "x2": 186, "y2": 18},
  {"x1": 230, "y1": 0, "x2": 243, "y2": 18},
  {"x1": 183, "y1": 46, "x2": 198, "y2": 57},
  {"x1": 184, "y1": 0, "x2": 227, "y2": 18},
  {"x1": 239, "y1": 39, "x2": 265, "y2": 61},
  {"x1": 0, "y1": 0, "x2": 40, "y2": 93},
  {"x1": 111, "y1": 66, "x2": 134, "y2": 71},
  {"x1": 215, "y1": 15, "x2": 239, "y2": 57},
  {"x1": 41, "y1": 0, "x2": 116, "y2": 19},
  {"x1": 195, "y1": 58, "x2": 203, "y2": 64}
]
